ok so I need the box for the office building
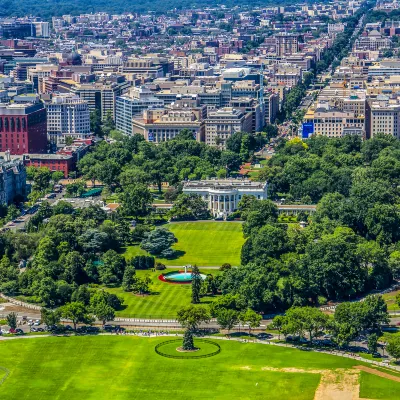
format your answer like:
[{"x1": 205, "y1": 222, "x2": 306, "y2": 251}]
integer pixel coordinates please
[
  {"x1": 275, "y1": 34, "x2": 299, "y2": 56},
  {"x1": 204, "y1": 107, "x2": 253, "y2": 149},
  {"x1": 46, "y1": 94, "x2": 91, "y2": 145},
  {"x1": 132, "y1": 108, "x2": 204, "y2": 142},
  {"x1": 116, "y1": 86, "x2": 164, "y2": 135},
  {"x1": 0, "y1": 102, "x2": 47, "y2": 155}
]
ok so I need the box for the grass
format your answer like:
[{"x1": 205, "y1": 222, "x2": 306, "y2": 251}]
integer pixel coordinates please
[
  {"x1": 0, "y1": 335, "x2": 372, "y2": 400},
  {"x1": 106, "y1": 269, "x2": 219, "y2": 318},
  {"x1": 126, "y1": 221, "x2": 245, "y2": 266},
  {"x1": 359, "y1": 371, "x2": 400, "y2": 400},
  {"x1": 382, "y1": 290, "x2": 400, "y2": 311}
]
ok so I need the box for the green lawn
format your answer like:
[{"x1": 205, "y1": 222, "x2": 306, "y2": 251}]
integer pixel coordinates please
[
  {"x1": 107, "y1": 269, "x2": 219, "y2": 318},
  {"x1": 382, "y1": 290, "x2": 400, "y2": 311},
  {"x1": 126, "y1": 221, "x2": 245, "y2": 266},
  {"x1": 0, "y1": 336, "x2": 379, "y2": 400},
  {"x1": 359, "y1": 371, "x2": 400, "y2": 400}
]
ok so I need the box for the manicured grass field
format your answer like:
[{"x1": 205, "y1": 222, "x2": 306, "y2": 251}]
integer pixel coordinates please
[
  {"x1": 0, "y1": 336, "x2": 378, "y2": 400},
  {"x1": 382, "y1": 290, "x2": 400, "y2": 311},
  {"x1": 359, "y1": 371, "x2": 400, "y2": 399},
  {"x1": 107, "y1": 269, "x2": 219, "y2": 318},
  {"x1": 125, "y1": 221, "x2": 245, "y2": 266}
]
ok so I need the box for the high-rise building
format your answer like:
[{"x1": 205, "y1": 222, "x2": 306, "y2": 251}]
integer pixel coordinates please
[
  {"x1": 0, "y1": 102, "x2": 47, "y2": 155},
  {"x1": 116, "y1": 86, "x2": 164, "y2": 135},
  {"x1": 275, "y1": 34, "x2": 299, "y2": 56},
  {"x1": 46, "y1": 95, "x2": 91, "y2": 145},
  {"x1": 33, "y1": 22, "x2": 50, "y2": 37}
]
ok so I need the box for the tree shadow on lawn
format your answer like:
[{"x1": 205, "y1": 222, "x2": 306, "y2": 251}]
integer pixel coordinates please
[{"x1": 164, "y1": 250, "x2": 186, "y2": 260}]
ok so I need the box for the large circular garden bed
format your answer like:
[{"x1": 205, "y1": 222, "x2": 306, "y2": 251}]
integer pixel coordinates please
[{"x1": 155, "y1": 339, "x2": 221, "y2": 359}]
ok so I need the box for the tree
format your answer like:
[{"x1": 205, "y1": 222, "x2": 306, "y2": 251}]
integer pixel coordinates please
[
  {"x1": 367, "y1": 333, "x2": 379, "y2": 355},
  {"x1": 140, "y1": 228, "x2": 177, "y2": 258},
  {"x1": 242, "y1": 200, "x2": 279, "y2": 237},
  {"x1": 386, "y1": 335, "x2": 400, "y2": 361},
  {"x1": 63, "y1": 251, "x2": 86, "y2": 285},
  {"x1": 93, "y1": 302, "x2": 115, "y2": 326},
  {"x1": 99, "y1": 250, "x2": 126, "y2": 285},
  {"x1": 169, "y1": 194, "x2": 209, "y2": 220},
  {"x1": 122, "y1": 262, "x2": 136, "y2": 292},
  {"x1": 52, "y1": 170, "x2": 65, "y2": 183},
  {"x1": 271, "y1": 315, "x2": 285, "y2": 340},
  {"x1": 176, "y1": 305, "x2": 210, "y2": 331},
  {"x1": 119, "y1": 184, "x2": 152, "y2": 219},
  {"x1": 132, "y1": 275, "x2": 151, "y2": 295},
  {"x1": 90, "y1": 109, "x2": 102, "y2": 136},
  {"x1": 60, "y1": 302, "x2": 92, "y2": 331},
  {"x1": 102, "y1": 110, "x2": 115, "y2": 137},
  {"x1": 191, "y1": 265, "x2": 202, "y2": 304},
  {"x1": 216, "y1": 308, "x2": 239, "y2": 335},
  {"x1": 78, "y1": 229, "x2": 108, "y2": 253},
  {"x1": 30, "y1": 167, "x2": 52, "y2": 192},
  {"x1": 41, "y1": 308, "x2": 60, "y2": 327},
  {"x1": 182, "y1": 329, "x2": 195, "y2": 350},
  {"x1": 239, "y1": 309, "x2": 262, "y2": 335},
  {"x1": 6, "y1": 312, "x2": 17, "y2": 330}
]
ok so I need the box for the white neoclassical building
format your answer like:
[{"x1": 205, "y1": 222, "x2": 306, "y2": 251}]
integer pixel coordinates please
[{"x1": 182, "y1": 179, "x2": 268, "y2": 218}]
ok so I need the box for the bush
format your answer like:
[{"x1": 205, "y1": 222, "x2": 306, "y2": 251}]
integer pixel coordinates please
[
  {"x1": 155, "y1": 262, "x2": 166, "y2": 270},
  {"x1": 220, "y1": 263, "x2": 232, "y2": 271}
]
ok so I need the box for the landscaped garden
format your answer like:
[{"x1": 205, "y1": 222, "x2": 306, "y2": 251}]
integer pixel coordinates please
[
  {"x1": 106, "y1": 269, "x2": 219, "y2": 318},
  {"x1": 1, "y1": 336, "x2": 399, "y2": 399},
  {"x1": 124, "y1": 221, "x2": 245, "y2": 266}
]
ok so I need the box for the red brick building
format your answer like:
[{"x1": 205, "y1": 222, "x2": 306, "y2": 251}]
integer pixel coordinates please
[
  {"x1": 24, "y1": 154, "x2": 74, "y2": 177},
  {"x1": 0, "y1": 103, "x2": 47, "y2": 155}
]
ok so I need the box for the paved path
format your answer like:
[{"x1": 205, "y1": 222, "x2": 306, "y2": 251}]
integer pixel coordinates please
[{"x1": 354, "y1": 365, "x2": 400, "y2": 382}]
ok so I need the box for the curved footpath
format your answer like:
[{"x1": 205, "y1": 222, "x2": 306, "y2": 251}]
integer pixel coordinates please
[{"x1": 1, "y1": 332, "x2": 400, "y2": 374}]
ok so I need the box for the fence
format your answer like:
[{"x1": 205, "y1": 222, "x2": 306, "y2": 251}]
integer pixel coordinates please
[{"x1": 0, "y1": 293, "x2": 42, "y2": 311}]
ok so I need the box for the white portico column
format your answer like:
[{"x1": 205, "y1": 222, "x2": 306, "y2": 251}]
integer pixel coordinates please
[{"x1": 224, "y1": 196, "x2": 226, "y2": 215}]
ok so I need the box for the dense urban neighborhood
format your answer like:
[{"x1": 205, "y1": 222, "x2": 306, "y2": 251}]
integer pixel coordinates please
[{"x1": 1, "y1": 0, "x2": 400, "y2": 399}]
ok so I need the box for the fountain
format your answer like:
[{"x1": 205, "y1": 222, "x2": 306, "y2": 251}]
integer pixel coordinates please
[{"x1": 159, "y1": 265, "x2": 207, "y2": 284}]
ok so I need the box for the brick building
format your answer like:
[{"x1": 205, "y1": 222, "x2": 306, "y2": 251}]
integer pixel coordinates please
[{"x1": 0, "y1": 102, "x2": 47, "y2": 155}]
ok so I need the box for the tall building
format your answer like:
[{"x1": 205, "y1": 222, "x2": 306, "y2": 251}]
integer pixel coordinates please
[
  {"x1": 204, "y1": 107, "x2": 253, "y2": 149},
  {"x1": 275, "y1": 34, "x2": 299, "y2": 56},
  {"x1": 116, "y1": 86, "x2": 164, "y2": 135},
  {"x1": 369, "y1": 99, "x2": 400, "y2": 139},
  {"x1": 0, "y1": 21, "x2": 35, "y2": 39},
  {"x1": 46, "y1": 95, "x2": 91, "y2": 145},
  {"x1": 0, "y1": 102, "x2": 47, "y2": 155},
  {"x1": 33, "y1": 22, "x2": 50, "y2": 37},
  {"x1": 61, "y1": 77, "x2": 131, "y2": 119}
]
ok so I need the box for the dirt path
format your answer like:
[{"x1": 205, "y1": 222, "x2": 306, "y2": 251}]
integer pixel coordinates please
[
  {"x1": 259, "y1": 366, "x2": 362, "y2": 400},
  {"x1": 314, "y1": 369, "x2": 360, "y2": 400},
  {"x1": 354, "y1": 365, "x2": 400, "y2": 382}
]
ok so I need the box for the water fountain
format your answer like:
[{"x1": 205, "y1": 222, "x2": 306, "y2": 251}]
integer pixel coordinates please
[{"x1": 159, "y1": 265, "x2": 207, "y2": 284}]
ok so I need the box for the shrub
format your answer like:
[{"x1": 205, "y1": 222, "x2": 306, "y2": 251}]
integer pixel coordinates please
[
  {"x1": 155, "y1": 262, "x2": 166, "y2": 271},
  {"x1": 220, "y1": 263, "x2": 232, "y2": 271}
]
